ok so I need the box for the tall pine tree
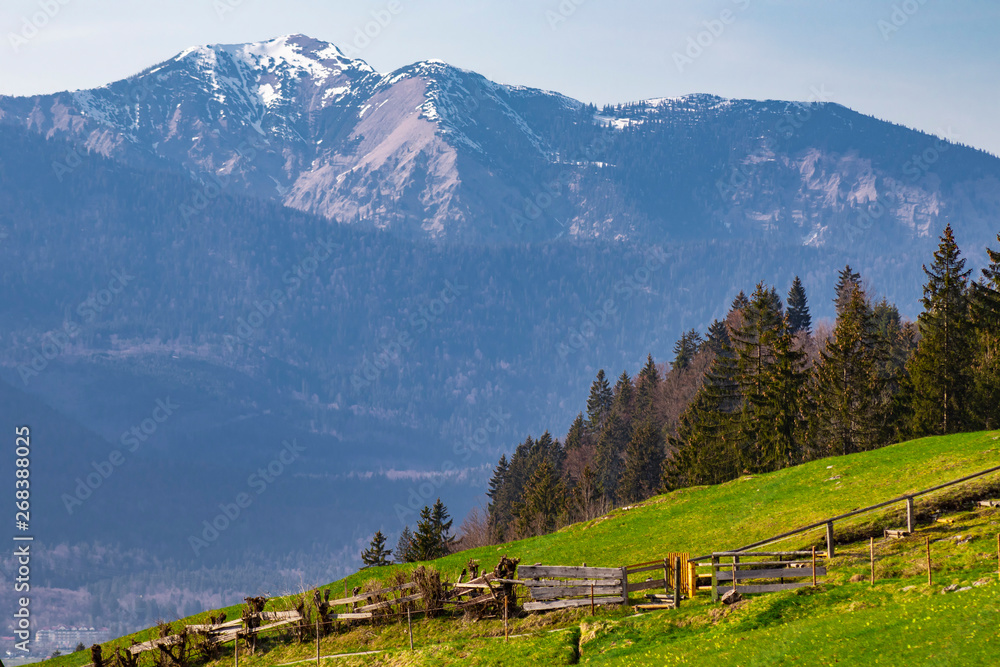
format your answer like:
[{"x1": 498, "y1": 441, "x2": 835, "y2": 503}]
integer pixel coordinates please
[
  {"x1": 786, "y1": 276, "x2": 812, "y2": 335},
  {"x1": 909, "y1": 225, "x2": 975, "y2": 435},
  {"x1": 730, "y1": 283, "x2": 786, "y2": 471},
  {"x1": 814, "y1": 285, "x2": 889, "y2": 455}
]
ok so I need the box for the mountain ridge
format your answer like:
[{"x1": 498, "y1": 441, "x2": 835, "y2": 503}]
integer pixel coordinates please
[{"x1": 5, "y1": 34, "x2": 999, "y2": 247}]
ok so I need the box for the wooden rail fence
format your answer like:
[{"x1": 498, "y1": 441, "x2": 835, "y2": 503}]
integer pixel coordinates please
[{"x1": 690, "y1": 462, "x2": 1000, "y2": 562}]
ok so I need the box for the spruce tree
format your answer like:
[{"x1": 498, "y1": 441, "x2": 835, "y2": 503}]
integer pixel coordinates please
[
  {"x1": 814, "y1": 285, "x2": 888, "y2": 455},
  {"x1": 786, "y1": 276, "x2": 812, "y2": 335},
  {"x1": 533, "y1": 430, "x2": 565, "y2": 475},
  {"x1": 593, "y1": 411, "x2": 629, "y2": 504},
  {"x1": 834, "y1": 265, "x2": 862, "y2": 316},
  {"x1": 486, "y1": 454, "x2": 510, "y2": 540},
  {"x1": 619, "y1": 421, "x2": 665, "y2": 502},
  {"x1": 730, "y1": 283, "x2": 786, "y2": 470},
  {"x1": 585, "y1": 370, "x2": 613, "y2": 432},
  {"x1": 412, "y1": 506, "x2": 437, "y2": 561},
  {"x1": 672, "y1": 329, "x2": 703, "y2": 371},
  {"x1": 514, "y1": 459, "x2": 565, "y2": 537},
  {"x1": 971, "y1": 233, "x2": 1000, "y2": 328},
  {"x1": 634, "y1": 354, "x2": 661, "y2": 421},
  {"x1": 705, "y1": 319, "x2": 731, "y2": 357},
  {"x1": 564, "y1": 414, "x2": 585, "y2": 451},
  {"x1": 759, "y1": 325, "x2": 808, "y2": 468},
  {"x1": 395, "y1": 527, "x2": 416, "y2": 563},
  {"x1": 909, "y1": 225, "x2": 975, "y2": 435},
  {"x1": 970, "y1": 233, "x2": 1000, "y2": 429},
  {"x1": 665, "y1": 301, "x2": 743, "y2": 488},
  {"x1": 731, "y1": 291, "x2": 750, "y2": 312},
  {"x1": 430, "y1": 498, "x2": 455, "y2": 555},
  {"x1": 412, "y1": 499, "x2": 454, "y2": 560},
  {"x1": 361, "y1": 530, "x2": 392, "y2": 567},
  {"x1": 612, "y1": 370, "x2": 634, "y2": 418}
]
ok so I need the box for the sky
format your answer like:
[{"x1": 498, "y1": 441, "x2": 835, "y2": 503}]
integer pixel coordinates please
[{"x1": 1, "y1": 0, "x2": 998, "y2": 154}]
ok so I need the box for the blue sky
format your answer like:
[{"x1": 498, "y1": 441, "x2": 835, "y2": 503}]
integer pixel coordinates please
[{"x1": 2, "y1": 0, "x2": 997, "y2": 154}]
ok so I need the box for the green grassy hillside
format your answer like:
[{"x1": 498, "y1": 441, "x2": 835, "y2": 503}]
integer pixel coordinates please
[{"x1": 41, "y1": 431, "x2": 1000, "y2": 666}]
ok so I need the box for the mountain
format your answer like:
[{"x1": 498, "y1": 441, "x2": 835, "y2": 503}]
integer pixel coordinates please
[
  {"x1": 3, "y1": 34, "x2": 999, "y2": 247},
  {"x1": 2, "y1": 34, "x2": 1000, "y2": 639}
]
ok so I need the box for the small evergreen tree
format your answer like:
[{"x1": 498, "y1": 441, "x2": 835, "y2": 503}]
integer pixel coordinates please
[
  {"x1": 909, "y1": 225, "x2": 975, "y2": 435},
  {"x1": 395, "y1": 527, "x2": 416, "y2": 563},
  {"x1": 430, "y1": 498, "x2": 455, "y2": 555},
  {"x1": 361, "y1": 530, "x2": 392, "y2": 567},
  {"x1": 412, "y1": 499, "x2": 455, "y2": 560},
  {"x1": 786, "y1": 276, "x2": 812, "y2": 335}
]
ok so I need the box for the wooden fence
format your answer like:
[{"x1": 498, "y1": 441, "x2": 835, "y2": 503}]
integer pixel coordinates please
[
  {"x1": 624, "y1": 553, "x2": 691, "y2": 609},
  {"x1": 690, "y1": 462, "x2": 1000, "y2": 562},
  {"x1": 119, "y1": 572, "x2": 515, "y2": 661},
  {"x1": 703, "y1": 551, "x2": 825, "y2": 602},
  {"x1": 520, "y1": 565, "x2": 627, "y2": 612}
]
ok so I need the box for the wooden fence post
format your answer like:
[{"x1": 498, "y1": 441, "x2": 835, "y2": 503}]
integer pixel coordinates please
[
  {"x1": 663, "y1": 558, "x2": 670, "y2": 597},
  {"x1": 407, "y1": 609, "x2": 414, "y2": 651},
  {"x1": 711, "y1": 556, "x2": 719, "y2": 602},
  {"x1": 925, "y1": 537, "x2": 932, "y2": 586},
  {"x1": 590, "y1": 584, "x2": 595, "y2": 616},
  {"x1": 620, "y1": 566, "x2": 629, "y2": 607},
  {"x1": 504, "y1": 596, "x2": 509, "y2": 642},
  {"x1": 870, "y1": 537, "x2": 875, "y2": 585},
  {"x1": 674, "y1": 556, "x2": 682, "y2": 609},
  {"x1": 906, "y1": 497, "x2": 915, "y2": 533},
  {"x1": 811, "y1": 547, "x2": 817, "y2": 587},
  {"x1": 315, "y1": 614, "x2": 320, "y2": 666},
  {"x1": 732, "y1": 556, "x2": 739, "y2": 594},
  {"x1": 826, "y1": 522, "x2": 835, "y2": 558},
  {"x1": 234, "y1": 635, "x2": 238, "y2": 667}
]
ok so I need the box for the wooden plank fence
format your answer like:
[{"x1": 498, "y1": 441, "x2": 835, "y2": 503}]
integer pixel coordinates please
[
  {"x1": 520, "y1": 565, "x2": 626, "y2": 612},
  {"x1": 702, "y1": 551, "x2": 825, "y2": 602}
]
